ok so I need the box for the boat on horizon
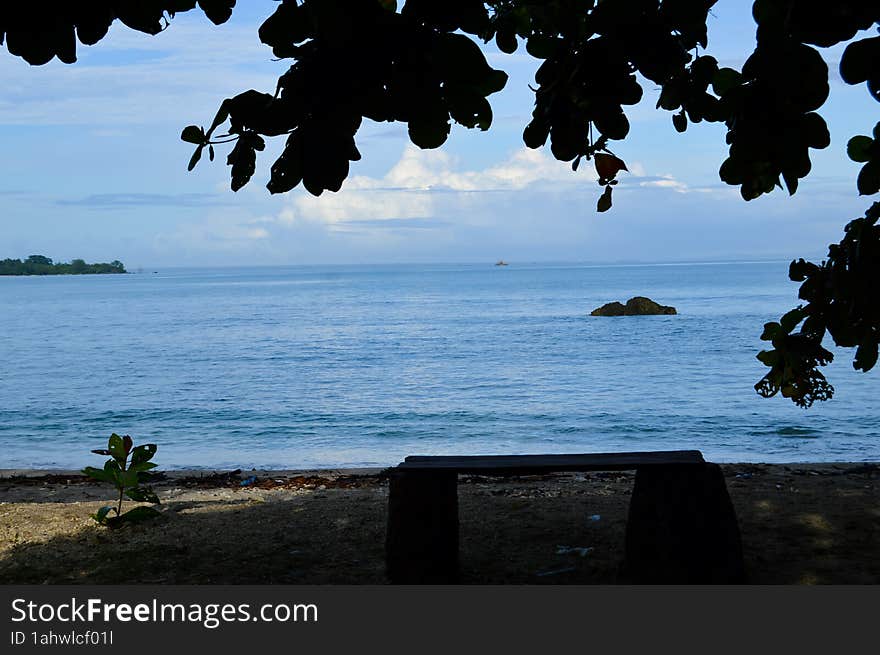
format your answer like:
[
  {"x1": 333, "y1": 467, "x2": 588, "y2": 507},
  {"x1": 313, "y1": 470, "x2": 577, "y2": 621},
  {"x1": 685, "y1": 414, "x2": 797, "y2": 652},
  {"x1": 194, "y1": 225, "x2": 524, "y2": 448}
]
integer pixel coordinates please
[{"x1": 495, "y1": 260, "x2": 508, "y2": 266}]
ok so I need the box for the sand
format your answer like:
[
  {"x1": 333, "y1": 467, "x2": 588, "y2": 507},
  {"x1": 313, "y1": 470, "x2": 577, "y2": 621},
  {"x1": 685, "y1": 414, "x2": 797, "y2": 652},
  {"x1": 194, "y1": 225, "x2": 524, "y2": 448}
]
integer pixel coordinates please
[{"x1": 0, "y1": 463, "x2": 877, "y2": 584}]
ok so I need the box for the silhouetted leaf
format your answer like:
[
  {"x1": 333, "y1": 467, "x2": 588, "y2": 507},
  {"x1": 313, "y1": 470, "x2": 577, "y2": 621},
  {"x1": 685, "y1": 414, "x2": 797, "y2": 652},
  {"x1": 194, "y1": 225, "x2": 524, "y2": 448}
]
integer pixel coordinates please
[
  {"x1": 116, "y1": 4, "x2": 166, "y2": 36},
  {"x1": 780, "y1": 308, "x2": 806, "y2": 334},
  {"x1": 672, "y1": 111, "x2": 687, "y2": 133},
  {"x1": 188, "y1": 145, "x2": 204, "y2": 171},
  {"x1": 840, "y1": 36, "x2": 880, "y2": 85},
  {"x1": 869, "y1": 78, "x2": 880, "y2": 103},
  {"x1": 181, "y1": 125, "x2": 205, "y2": 144},
  {"x1": 712, "y1": 67, "x2": 742, "y2": 96},
  {"x1": 594, "y1": 111, "x2": 630, "y2": 141},
  {"x1": 854, "y1": 339, "x2": 878, "y2": 372},
  {"x1": 789, "y1": 258, "x2": 819, "y2": 281},
  {"x1": 847, "y1": 135, "x2": 874, "y2": 163},
  {"x1": 802, "y1": 113, "x2": 830, "y2": 149},
  {"x1": 446, "y1": 88, "x2": 493, "y2": 130},
  {"x1": 657, "y1": 79, "x2": 684, "y2": 110},
  {"x1": 76, "y1": 9, "x2": 113, "y2": 46},
  {"x1": 597, "y1": 186, "x2": 613, "y2": 212},
  {"x1": 523, "y1": 120, "x2": 550, "y2": 149},
  {"x1": 760, "y1": 322, "x2": 781, "y2": 341},
  {"x1": 197, "y1": 0, "x2": 236, "y2": 26},
  {"x1": 782, "y1": 169, "x2": 799, "y2": 195},
  {"x1": 267, "y1": 132, "x2": 305, "y2": 194},
  {"x1": 408, "y1": 111, "x2": 451, "y2": 149},
  {"x1": 227, "y1": 132, "x2": 265, "y2": 191},
  {"x1": 857, "y1": 160, "x2": 880, "y2": 195},
  {"x1": 594, "y1": 153, "x2": 628, "y2": 179},
  {"x1": 495, "y1": 26, "x2": 517, "y2": 54},
  {"x1": 207, "y1": 101, "x2": 231, "y2": 135},
  {"x1": 526, "y1": 35, "x2": 558, "y2": 59}
]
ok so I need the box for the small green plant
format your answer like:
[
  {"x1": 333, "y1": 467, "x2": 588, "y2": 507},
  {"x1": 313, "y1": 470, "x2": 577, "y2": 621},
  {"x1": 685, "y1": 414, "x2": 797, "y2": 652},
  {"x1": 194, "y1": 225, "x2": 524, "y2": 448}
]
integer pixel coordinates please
[{"x1": 82, "y1": 433, "x2": 161, "y2": 527}]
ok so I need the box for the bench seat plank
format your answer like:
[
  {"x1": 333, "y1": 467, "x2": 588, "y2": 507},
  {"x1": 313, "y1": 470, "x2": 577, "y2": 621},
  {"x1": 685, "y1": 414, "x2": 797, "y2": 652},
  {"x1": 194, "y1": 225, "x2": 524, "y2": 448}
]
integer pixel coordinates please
[{"x1": 398, "y1": 450, "x2": 704, "y2": 474}]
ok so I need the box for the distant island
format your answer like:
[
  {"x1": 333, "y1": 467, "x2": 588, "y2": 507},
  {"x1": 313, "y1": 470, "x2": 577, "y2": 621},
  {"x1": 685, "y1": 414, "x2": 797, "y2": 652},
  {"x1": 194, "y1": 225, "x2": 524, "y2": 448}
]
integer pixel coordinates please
[{"x1": 0, "y1": 255, "x2": 127, "y2": 276}]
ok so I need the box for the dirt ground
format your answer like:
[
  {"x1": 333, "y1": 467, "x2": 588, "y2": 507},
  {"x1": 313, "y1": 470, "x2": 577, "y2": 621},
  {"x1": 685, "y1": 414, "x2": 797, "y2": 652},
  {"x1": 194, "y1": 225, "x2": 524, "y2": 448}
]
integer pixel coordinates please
[{"x1": 0, "y1": 463, "x2": 877, "y2": 584}]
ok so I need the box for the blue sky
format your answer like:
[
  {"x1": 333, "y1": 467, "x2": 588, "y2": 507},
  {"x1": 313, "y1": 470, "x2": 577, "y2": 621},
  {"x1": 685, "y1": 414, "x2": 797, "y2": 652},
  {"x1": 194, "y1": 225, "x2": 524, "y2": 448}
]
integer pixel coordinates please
[{"x1": 1, "y1": 0, "x2": 877, "y2": 269}]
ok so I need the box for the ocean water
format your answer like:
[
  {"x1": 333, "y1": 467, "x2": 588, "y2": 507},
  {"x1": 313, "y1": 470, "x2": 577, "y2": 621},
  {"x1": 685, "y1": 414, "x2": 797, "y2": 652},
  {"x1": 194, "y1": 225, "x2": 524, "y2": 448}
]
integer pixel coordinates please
[{"x1": 0, "y1": 262, "x2": 877, "y2": 469}]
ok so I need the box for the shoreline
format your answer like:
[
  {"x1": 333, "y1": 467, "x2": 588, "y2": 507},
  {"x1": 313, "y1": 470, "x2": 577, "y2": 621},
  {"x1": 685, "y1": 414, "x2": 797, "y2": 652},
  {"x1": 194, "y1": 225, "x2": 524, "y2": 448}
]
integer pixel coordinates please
[
  {"x1": 2, "y1": 462, "x2": 877, "y2": 584},
  {"x1": 0, "y1": 467, "x2": 388, "y2": 479},
  {"x1": 2, "y1": 461, "x2": 876, "y2": 480}
]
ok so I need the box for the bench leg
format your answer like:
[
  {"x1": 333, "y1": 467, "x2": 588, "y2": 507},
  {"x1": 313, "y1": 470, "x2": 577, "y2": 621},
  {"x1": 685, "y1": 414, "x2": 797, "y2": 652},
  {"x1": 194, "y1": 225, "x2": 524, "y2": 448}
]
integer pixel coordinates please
[
  {"x1": 622, "y1": 463, "x2": 746, "y2": 584},
  {"x1": 386, "y1": 471, "x2": 459, "y2": 584}
]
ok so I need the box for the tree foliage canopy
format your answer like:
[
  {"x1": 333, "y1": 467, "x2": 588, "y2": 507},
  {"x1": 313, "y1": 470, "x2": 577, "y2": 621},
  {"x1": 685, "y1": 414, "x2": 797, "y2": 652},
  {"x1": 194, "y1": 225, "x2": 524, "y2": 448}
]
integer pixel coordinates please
[
  {"x1": 0, "y1": 255, "x2": 126, "y2": 276},
  {"x1": 2, "y1": 0, "x2": 878, "y2": 407}
]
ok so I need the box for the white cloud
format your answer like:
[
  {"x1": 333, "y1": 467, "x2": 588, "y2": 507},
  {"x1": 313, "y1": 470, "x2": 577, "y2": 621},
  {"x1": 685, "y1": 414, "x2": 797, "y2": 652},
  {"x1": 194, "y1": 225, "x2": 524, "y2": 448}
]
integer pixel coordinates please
[
  {"x1": 158, "y1": 212, "x2": 271, "y2": 253},
  {"x1": 640, "y1": 174, "x2": 690, "y2": 193},
  {"x1": 281, "y1": 145, "x2": 595, "y2": 229},
  {"x1": 275, "y1": 145, "x2": 706, "y2": 236},
  {"x1": 628, "y1": 161, "x2": 647, "y2": 177}
]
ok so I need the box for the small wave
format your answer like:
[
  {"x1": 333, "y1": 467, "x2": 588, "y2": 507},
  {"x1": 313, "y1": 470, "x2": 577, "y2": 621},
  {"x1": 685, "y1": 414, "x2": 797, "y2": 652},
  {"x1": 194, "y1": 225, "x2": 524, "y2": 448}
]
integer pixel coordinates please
[{"x1": 774, "y1": 426, "x2": 820, "y2": 439}]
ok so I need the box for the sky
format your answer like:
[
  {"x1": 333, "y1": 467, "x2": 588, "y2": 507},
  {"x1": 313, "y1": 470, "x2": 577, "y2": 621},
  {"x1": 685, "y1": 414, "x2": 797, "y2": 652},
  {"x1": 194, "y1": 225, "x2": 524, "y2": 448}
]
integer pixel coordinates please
[{"x1": 1, "y1": 1, "x2": 877, "y2": 269}]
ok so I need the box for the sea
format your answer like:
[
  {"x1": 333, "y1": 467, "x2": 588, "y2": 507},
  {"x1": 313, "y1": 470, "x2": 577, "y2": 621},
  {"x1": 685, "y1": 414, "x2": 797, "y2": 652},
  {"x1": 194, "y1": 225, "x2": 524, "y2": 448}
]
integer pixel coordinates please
[{"x1": 1, "y1": 261, "x2": 877, "y2": 470}]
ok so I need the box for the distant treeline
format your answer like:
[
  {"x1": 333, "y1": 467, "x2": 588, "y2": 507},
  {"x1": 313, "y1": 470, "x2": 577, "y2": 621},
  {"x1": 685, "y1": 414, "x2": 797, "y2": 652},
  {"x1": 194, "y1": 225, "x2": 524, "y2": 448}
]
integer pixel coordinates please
[{"x1": 0, "y1": 255, "x2": 127, "y2": 276}]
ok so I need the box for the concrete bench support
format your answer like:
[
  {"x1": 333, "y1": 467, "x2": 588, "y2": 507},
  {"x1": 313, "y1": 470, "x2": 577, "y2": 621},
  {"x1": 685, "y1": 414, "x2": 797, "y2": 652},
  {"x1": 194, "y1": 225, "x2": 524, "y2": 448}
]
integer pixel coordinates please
[
  {"x1": 622, "y1": 463, "x2": 745, "y2": 583},
  {"x1": 386, "y1": 470, "x2": 459, "y2": 584},
  {"x1": 385, "y1": 451, "x2": 745, "y2": 584}
]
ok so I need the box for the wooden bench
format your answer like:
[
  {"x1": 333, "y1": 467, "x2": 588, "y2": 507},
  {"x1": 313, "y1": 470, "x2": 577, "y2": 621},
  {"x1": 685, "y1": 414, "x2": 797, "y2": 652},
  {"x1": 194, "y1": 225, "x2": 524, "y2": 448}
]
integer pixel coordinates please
[{"x1": 385, "y1": 450, "x2": 745, "y2": 584}]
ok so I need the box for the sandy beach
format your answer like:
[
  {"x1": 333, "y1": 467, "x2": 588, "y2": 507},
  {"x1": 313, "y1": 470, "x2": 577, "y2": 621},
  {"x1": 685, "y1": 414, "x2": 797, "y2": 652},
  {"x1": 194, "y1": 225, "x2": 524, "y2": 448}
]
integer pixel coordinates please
[{"x1": 1, "y1": 463, "x2": 877, "y2": 584}]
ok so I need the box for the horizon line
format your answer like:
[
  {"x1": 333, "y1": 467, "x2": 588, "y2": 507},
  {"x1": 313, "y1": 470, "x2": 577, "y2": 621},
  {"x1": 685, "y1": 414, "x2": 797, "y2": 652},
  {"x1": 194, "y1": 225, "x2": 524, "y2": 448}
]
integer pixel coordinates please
[{"x1": 123, "y1": 256, "x2": 818, "y2": 271}]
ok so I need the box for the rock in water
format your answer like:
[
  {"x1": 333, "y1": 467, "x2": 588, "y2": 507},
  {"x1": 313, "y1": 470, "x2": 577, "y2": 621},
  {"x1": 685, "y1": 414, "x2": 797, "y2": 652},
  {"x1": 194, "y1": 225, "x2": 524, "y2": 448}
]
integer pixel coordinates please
[
  {"x1": 590, "y1": 301, "x2": 627, "y2": 316},
  {"x1": 591, "y1": 296, "x2": 677, "y2": 316},
  {"x1": 624, "y1": 296, "x2": 677, "y2": 315}
]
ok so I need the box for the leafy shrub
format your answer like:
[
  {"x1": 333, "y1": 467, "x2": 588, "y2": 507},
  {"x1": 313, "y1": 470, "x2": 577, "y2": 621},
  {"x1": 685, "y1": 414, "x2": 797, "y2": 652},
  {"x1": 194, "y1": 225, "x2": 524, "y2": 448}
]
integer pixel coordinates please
[{"x1": 82, "y1": 434, "x2": 161, "y2": 527}]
